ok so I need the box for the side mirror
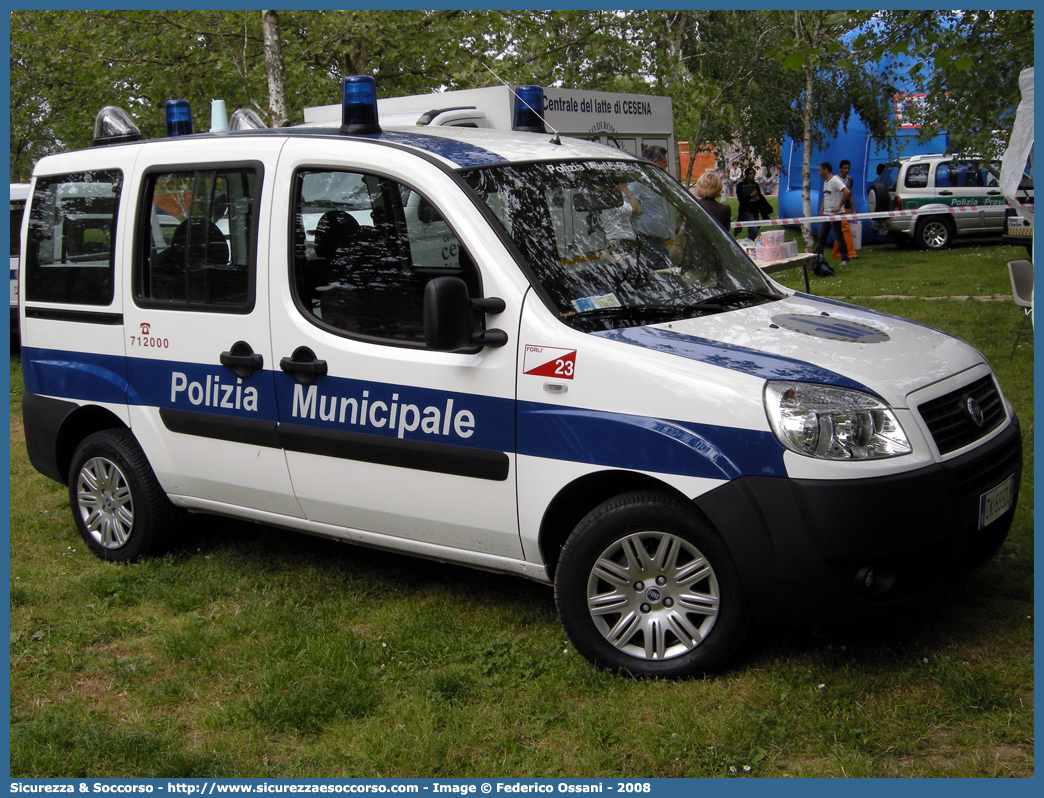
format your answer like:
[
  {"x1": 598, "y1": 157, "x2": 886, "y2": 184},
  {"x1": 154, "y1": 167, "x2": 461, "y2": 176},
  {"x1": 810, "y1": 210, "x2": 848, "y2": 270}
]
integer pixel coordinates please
[
  {"x1": 417, "y1": 198, "x2": 441, "y2": 224},
  {"x1": 424, "y1": 276, "x2": 508, "y2": 352}
]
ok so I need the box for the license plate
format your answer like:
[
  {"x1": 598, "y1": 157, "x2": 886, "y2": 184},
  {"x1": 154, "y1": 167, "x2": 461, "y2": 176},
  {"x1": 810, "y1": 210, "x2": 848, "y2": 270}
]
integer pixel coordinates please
[{"x1": 979, "y1": 476, "x2": 1015, "y2": 529}]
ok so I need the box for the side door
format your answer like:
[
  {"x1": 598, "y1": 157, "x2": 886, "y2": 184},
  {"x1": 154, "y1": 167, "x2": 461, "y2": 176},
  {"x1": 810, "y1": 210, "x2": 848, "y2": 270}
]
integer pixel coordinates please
[
  {"x1": 268, "y1": 139, "x2": 524, "y2": 559},
  {"x1": 121, "y1": 141, "x2": 303, "y2": 518},
  {"x1": 933, "y1": 159, "x2": 1005, "y2": 234}
]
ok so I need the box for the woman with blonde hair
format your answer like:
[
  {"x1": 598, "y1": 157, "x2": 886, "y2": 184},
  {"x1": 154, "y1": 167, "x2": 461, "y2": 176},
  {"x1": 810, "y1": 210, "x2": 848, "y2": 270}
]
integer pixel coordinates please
[{"x1": 690, "y1": 170, "x2": 732, "y2": 231}]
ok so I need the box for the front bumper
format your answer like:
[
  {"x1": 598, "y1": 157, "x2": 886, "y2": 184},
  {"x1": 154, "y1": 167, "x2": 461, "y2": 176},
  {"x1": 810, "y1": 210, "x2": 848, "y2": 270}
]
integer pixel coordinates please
[{"x1": 696, "y1": 418, "x2": 1022, "y2": 625}]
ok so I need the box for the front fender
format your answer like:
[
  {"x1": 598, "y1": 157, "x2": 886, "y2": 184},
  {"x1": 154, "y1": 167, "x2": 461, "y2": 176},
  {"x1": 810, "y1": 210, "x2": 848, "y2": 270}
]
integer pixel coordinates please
[{"x1": 517, "y1": 402, "x2": 785, "y2": 481}]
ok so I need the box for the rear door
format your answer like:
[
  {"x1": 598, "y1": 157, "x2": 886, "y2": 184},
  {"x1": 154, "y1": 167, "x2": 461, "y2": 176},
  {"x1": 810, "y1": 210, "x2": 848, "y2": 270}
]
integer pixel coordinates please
[{"x1": 121, "y1": 140, "x2": 302, "y2": 518}]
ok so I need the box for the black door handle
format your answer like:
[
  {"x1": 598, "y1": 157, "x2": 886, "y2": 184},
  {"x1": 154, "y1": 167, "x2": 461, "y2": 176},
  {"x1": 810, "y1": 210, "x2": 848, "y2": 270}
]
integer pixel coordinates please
[
  {"x1": 280, "y1": 346, "x2": 328, "y2": 386},
  {"x1": 220, "y1": 341, "x2": 264, "y2": 379}
]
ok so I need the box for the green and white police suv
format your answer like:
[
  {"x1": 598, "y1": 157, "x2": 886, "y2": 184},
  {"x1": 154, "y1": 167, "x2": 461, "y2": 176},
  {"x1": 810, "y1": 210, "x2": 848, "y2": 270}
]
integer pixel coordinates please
[{"x1": 19, "y1": 78, "x2": 1021, "y2": 677}]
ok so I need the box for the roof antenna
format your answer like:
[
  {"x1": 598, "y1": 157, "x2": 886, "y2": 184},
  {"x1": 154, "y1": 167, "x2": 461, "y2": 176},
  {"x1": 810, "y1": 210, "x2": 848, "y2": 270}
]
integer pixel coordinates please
[{"x1": 481, "y1": 62, "x2": 562, "y2": 145}]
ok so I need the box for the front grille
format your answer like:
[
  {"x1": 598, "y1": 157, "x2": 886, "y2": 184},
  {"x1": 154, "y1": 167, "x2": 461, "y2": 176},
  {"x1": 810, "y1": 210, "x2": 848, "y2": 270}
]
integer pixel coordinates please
[
  {"x1": 951, "y1": 426, "x2": 1022, "y2": 498},
  {"x1": 917, "y1": 375, "x2": 1005, "y2": 455}
]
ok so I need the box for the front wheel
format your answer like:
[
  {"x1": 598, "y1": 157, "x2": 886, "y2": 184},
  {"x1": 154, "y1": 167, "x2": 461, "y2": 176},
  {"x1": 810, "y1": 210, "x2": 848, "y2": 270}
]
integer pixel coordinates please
[
  {"x1": 555, "y1": 491, "x2": 749, "y2": 677},
  {"x1": 68, "y1": 429, "x2": 174, "y2": 562}
]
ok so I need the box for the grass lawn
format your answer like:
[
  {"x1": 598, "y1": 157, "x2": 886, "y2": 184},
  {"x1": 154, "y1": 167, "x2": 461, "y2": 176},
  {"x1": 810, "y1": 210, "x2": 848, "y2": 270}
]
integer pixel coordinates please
[{"x1": 8, "y1": 237, "x2": 1033, "y2": 778}]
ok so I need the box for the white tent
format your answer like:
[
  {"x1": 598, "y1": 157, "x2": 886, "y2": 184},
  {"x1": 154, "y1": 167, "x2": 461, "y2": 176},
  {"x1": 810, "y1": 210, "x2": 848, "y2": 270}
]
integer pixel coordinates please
[
  {"x1": 999, "y1": 67, "x2": 1033, "y2": 322},
  {"x1": 999, "y1": 67, "x2": 1034, "y2": 222}
]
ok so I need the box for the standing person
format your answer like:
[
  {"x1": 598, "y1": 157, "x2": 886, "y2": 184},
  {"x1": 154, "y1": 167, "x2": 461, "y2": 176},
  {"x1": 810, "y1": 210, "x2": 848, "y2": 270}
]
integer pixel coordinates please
[
  {"x1": 628, "y1": 146, "x2": 673, "y2": 268},
  {"x1": 815, "y1": 161, "x2": 851, "y2": 273},
  {"x1": 689, "y1": 170, "x2": 731, "y2": 231},
  {"x1": 734, "y1": 167, "x2": 773, "y2": 238},
  {"x1": 832, "y1": 159, "x2": 858, "y2": 260},
  {"x1": 727, "y1": 161, "x2": 742, "y2": 197}
]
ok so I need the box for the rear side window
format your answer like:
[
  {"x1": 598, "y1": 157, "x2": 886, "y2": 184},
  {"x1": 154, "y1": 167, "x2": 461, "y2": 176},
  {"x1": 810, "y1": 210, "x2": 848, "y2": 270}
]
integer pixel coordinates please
[
  {"x1": 10, "y1": 207, "x2": 24, "y2": 257},
  {"x1": 904, "y1": 163, "x2": 929, "y2": 189},
  {"x1": 25, "y1": 171, "x2": 122, "y2": 305},
  {"x1": 137, "y1": 166, "x2": 259, "y2": 312},
  {"x1": 879, "y1": 165, "x2": 899, "y2": 192}
]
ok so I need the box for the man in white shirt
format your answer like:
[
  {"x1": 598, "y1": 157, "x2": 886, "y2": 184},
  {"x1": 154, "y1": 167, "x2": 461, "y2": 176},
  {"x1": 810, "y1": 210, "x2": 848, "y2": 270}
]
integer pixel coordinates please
[{"x1": 815, "y1": 161, "x2": 852, "y2": 267}]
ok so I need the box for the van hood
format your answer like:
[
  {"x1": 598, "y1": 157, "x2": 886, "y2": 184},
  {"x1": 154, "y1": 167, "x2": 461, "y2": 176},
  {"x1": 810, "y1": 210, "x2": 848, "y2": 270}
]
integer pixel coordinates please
[{"x1": 594, "y1": 294, "x2": 984, "y2": 408}]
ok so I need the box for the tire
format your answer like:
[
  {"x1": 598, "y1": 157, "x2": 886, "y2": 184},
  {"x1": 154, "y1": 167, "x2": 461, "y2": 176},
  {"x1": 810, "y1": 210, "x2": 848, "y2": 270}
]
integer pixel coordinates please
[
  {"x1": 867, "y1": 181, "x2": 889, "y2": 215},
  {"x1": 555, "y1": 491, "x2": 749, "y2": 677},
  {"x1": 68, "y1": 429, "x2": 174, "y2": 562},
  {"x1": 915, "y1": 216, "x2": 954, "y2": 250}
]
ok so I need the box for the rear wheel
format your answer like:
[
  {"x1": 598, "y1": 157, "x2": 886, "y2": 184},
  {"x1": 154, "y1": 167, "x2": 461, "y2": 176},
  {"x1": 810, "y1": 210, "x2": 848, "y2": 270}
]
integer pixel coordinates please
[
  {"x1": 915, "y1": 216, "x2": 955, "y2": 250},
  {"x1": 68, "y1": 429, "x2": 174, "y2": 562},
  {"x1": 555, "y1": 491, "x2": 749, "y2": 677}
]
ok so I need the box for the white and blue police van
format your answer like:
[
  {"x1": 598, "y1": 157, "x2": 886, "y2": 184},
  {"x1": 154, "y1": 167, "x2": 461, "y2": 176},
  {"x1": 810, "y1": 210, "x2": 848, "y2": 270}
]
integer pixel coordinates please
[{"x1": 19, "y1": 78, "x2": 1022, "y2": 677}]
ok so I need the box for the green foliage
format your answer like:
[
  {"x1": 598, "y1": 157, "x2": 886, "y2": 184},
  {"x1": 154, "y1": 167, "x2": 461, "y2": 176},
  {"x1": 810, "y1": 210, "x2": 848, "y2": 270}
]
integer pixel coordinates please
[{"x1": 860, "y1": 11, "x2": 1034, "y2": 159}]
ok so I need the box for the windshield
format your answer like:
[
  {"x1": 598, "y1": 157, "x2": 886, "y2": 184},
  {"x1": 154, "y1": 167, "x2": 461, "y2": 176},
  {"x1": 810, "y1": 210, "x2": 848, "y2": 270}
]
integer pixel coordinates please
[{"x1": 462, "y1": 161, "x2": 780, "y2": 331}]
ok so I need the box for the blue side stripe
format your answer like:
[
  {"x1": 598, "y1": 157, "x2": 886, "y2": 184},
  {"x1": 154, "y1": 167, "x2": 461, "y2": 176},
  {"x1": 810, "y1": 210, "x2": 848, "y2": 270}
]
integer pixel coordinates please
[
  {"x1": 22, "y1": 348, "x2": 130, "y2": 406},
  {"x1": 517, "y1": 402, "x2": 785, "y2": 480},
  {"x1": 24, "y1": 346, "x2": 787, "y2": 480},
  {"x1": 593, "y1": 325, "x2": 871, "y2": 393}
]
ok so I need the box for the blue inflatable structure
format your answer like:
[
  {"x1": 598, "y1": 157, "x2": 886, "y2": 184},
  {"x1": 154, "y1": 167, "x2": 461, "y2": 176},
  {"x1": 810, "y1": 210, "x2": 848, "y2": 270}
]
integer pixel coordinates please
[
  {"x1": 777, "y1": 45, "x2": 951, "y2": 245},
  {"x1": 778, "y1": 119, "x2": 949, "y2": 244}
]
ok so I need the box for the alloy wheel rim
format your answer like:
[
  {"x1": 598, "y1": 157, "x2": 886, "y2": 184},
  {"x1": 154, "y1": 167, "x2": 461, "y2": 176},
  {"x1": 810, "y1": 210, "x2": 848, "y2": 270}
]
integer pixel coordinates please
[
  {"x1": 586, "y1": 531, "x2": 719, "y2": 660},
  {"x1": 76, "y1": 456, "x2": 134, "y2": 549}
]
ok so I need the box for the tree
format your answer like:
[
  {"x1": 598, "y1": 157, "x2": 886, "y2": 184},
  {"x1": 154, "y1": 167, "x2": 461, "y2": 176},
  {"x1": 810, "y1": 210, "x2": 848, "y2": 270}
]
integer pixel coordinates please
[
  {"x1": 9, "y1": 10, "x2": 273, "y2": 178},
  {"x1": 261, "y1": 11, "x2": 289, "y2": 127},
  {"x1": 857, "y1": 10, "x2": 1034, "y2": 159},
  {"x1": 772, "y1": 11, "x2": 894, "y2": 249},
  {"x1": 672, "y1": 11, "x2": 802, "y2": 183},
  {"x1": 10, "y1": 9, "x2": 831, "y2": 187}
]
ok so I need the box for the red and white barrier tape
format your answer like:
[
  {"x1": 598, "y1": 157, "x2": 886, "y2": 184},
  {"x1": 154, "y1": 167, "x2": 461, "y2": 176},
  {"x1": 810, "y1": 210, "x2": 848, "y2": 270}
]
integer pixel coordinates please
[{"x1": 733, "y1": 202, "x2": 1021, "y2": 230}]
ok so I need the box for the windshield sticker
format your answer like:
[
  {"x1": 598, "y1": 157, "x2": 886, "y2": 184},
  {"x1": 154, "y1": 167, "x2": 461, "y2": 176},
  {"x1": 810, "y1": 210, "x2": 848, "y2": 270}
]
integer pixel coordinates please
[
  {"x1": 571, "y1": 293, "x2": 620, "y2": 312},
  {"x1": 524, "y1": 346, "x2": 577, "y2": 379}
]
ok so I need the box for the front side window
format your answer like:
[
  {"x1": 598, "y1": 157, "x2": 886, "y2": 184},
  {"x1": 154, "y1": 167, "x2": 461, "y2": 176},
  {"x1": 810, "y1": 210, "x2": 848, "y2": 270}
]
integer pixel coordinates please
[
  {"x1": 291, "y1": 169, "x2": 481, "y2": 344},
  {"x1": 25, "y1": 170, "x2": 122, "y2": 305},
  {"x1": 462, "y1": 160, "x2": 780, "y2": 332},
  {"x1": 138, "y1": 167, "x2": 258, "y2": 311}
]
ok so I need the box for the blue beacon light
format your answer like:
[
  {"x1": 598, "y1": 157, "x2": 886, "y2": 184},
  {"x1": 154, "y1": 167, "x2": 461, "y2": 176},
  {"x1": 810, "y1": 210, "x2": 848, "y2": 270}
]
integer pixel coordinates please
[
  {"x1": 512, "y1": 85, "x2": 547, "y2": 134},
  {"x1": 340, "y1": 76, "x2": 382, "y2": 135},
  {"x1": 165, "y1": 99, "x2": 193, "y2": 137}
]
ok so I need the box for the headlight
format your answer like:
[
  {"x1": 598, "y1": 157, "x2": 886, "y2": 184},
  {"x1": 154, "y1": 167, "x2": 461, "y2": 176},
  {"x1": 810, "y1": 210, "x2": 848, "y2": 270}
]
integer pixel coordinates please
[{"x1": 764, "y1": 382, "x2": 912, "y2": 460}]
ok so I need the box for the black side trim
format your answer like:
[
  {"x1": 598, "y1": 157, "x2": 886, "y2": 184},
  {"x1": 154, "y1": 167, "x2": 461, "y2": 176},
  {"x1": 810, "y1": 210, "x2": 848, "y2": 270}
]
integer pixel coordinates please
[
  {"x1": 160, "y1": 408, "x2": 280, "y2": 449},
  {"x1": 24, "y1": 306, "x2": 123, "y2": 325},
  {"x1": 278, "y1": 422, "x2": 510, "y2": 481},
  {"x1": 21, "y1": 392, "x2": 80, "y2": 483}
]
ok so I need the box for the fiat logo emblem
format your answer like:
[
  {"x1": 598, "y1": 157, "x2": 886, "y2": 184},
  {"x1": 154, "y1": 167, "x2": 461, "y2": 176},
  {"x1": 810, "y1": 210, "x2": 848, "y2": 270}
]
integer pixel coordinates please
[
  {"x1": 965, "y1": 396, "x2": 985, "y2": 427},
  {"x1": 645, "y1": 588, "x2": 662, "y2": 603}
]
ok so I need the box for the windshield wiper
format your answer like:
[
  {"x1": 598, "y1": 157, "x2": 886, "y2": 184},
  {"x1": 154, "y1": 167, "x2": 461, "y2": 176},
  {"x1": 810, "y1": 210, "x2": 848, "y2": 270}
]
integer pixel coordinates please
[
  {"x1": 570, "y1": 303, "x2": 726, "y2": 322},
  {"x1": 699, "y1": 289, "x2": 783, "y2": 308}
]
